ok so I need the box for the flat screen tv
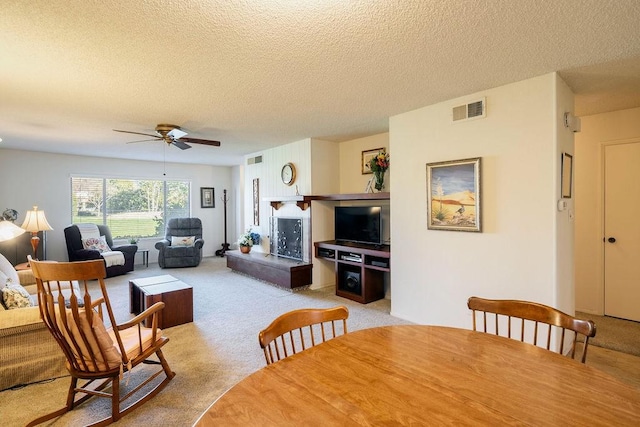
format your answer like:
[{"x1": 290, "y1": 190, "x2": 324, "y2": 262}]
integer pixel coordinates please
[{"x1": 335, "y1": 206, "x2": 382, "y2": 245}]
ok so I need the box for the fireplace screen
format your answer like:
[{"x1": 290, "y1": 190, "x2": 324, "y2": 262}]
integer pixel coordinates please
[{"x1": 270, "y1": 217, "x2": 303, "y2": 261}]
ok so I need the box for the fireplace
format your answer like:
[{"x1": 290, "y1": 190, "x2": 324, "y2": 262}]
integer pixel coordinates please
[{"x1": 270, "y1": 217, "x2": 304, "y2": 261}]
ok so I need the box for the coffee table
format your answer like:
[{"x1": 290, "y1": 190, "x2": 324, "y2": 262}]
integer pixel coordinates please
[{"x1": 129, "y1": 275, "x2": 193, "y2": 329}]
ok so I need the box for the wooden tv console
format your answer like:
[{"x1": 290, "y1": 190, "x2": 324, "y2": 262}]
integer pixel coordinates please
[{"x1": 314, "y1": 240, "x2": 390, "y2": 304}]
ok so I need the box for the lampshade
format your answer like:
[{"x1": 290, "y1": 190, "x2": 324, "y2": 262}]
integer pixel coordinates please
[
  {"x1": 0, "y1": 221, "x2": 26, "y2": 242},
  {"x1": 20, "y1": 206, "x2": 53, "y2": 233}
]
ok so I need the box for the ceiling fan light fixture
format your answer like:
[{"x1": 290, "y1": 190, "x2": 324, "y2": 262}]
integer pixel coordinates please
[
  {"x1": 115, "y1": 124, "x2": 220, "y2": 150},
  {"x1": 168, "y1": 128, "x2": 188, "y2": 140}
]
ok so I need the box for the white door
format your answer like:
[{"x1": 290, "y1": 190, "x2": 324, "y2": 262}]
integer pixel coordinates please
[{"x1": 604, "y1": 141, "x2": 640, "y2": 322}]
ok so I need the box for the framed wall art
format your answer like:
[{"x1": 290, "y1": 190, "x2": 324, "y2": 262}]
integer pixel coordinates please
[
  {"x1": 561, "y1": 152, "x2": 573, "y2": 198},
  {"x1": 253, "y1": 178, "x2": 260, "y2": 225},
  {"x1": 200, "y1": 187, "x2": 215, "y2": 208},
  {"x1": 362, "y1": 147, "x2": 384, "y2": 174},
  {"x1": 426, "y1": 157, "x2": 481, "y2": 232}
]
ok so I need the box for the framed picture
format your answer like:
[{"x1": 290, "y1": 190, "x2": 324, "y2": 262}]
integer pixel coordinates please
[
  {"x1": 561, "y1": 153, "x2": 573, "y2": 198},
  {"x1": 253, "y1": 178, "x2": 260, "y2": 225},
  {"x1": 426, "y1": 157, "x2": 481, "y2": 232},
  {"x1": 200, "y1": 187, "x2": 215, "y2": 208},
  {"x1": 362, "y1": 148, "x2": 384, "y2": 174}
]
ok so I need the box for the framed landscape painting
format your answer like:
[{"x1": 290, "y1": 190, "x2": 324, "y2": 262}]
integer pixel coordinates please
[{"x1": 426, "y1": 157, "x2": 481, "y2": 232}]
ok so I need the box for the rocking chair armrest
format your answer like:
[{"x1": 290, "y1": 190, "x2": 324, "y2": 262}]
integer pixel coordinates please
[
  {"x1": 116, "y1": 301, "x2": 165, "y2": 330},
  {"x1": 90, "y1": 297, "x2": 105, "y2": 319},
  {"x1": 90, "y1": 296, "x2": 105, "y2": 308}
]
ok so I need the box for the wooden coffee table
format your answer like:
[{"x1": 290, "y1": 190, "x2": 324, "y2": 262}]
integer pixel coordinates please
[{"x1": 129, "y1": 275, "x2": 193, "y2": 329}]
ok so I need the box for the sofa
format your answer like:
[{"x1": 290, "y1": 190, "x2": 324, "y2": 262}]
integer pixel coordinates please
[{"x1": 0, "y1": 255, "x2": 69, "y2": 391}]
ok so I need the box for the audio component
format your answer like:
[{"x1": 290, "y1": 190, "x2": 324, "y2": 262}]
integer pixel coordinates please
[
  {"x1": 340, "y1": 270, "x2": 361, "y2": 295},
  {"x1": 340, "y1": 253, "x2": 362, "y2": 263},
  {"x1": 318, "y1": 248, "x2": 335, "y2": 258},
  {"x1": 371, "y1": 260, "x2": 388, "y2": 268}
]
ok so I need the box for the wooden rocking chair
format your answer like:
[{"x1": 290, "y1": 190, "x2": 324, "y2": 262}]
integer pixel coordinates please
[{"x1": 28, "y1": 259, "x2": 175, "y2": 426}]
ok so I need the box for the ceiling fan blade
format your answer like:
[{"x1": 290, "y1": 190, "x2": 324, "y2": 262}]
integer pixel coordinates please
[
  {"x1": 172, "y1": 140, "x2": 192, "y2": 150},
  {"x1": 125, "y1": 138, "x2": 158, "y2": 144},
  {"x1": 168, "y1": 128, "x2": 188, "y2": 139},
  {"x1": 113, "y1": 129, "x2": 159, "y2": 138},
  {"x1": 180, "y1": 137, "x2": 221, "y2": 147}
]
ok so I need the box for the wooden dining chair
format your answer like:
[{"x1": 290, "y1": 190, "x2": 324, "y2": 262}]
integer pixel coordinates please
[
  {"x1": 28, "y1": 259, "x2": 175, "y2": 427},
  {"x1": 467, "y1": 296, "x2": 596, "y2": 363},
  {"x1": 259, "y1": 306, "x2": 349, "y2": 365}
]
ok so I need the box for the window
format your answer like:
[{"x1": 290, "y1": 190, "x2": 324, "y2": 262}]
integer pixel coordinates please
[{"x1": 71, "y1": 177, "x2": 190, "y2": 240}]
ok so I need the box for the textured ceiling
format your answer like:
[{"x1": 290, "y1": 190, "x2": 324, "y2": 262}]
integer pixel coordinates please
[{"x1": 1, "y1": 0, "x2": 640, "y2": 165}]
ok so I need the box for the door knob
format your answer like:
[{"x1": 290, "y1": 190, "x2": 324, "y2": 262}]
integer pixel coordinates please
[{"x1": 607, "y1": 237, "x2": 616, "y2": 243}]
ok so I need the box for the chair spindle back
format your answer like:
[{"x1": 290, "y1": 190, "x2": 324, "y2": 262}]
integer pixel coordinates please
[{"x1": 259, "y1": 306, "x2": 349, "y2": 365}]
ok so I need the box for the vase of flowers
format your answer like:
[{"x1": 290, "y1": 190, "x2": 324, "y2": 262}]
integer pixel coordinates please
[
  {"x1": 238, "y1": 228, "x2": 260, "y2": 254},
  {"x1": 369, "y1": 150, "x2": 390, "y2": 191}
]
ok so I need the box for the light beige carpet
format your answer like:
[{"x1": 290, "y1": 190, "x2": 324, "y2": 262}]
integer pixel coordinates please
[
  {"x1": 1, "y1": 257, "x2": 411, "y2": 426},
  {"x1": 577, "y1": 311, "x2": 640, "y2": 357}
]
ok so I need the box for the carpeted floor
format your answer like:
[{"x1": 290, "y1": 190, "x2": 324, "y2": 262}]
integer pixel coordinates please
[
  {"x1": 577, "y1": 311, "x2": 640, "y2": 357},
  {"x1": 4, "y1": 258, "x2": 639, "y2": 426},
  {"x1": 1, "y1": 257, "x2": 411, "y2": 426}
]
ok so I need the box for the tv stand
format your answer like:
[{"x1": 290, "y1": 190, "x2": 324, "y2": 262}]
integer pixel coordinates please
[{"x1": 314, "y1": 240, "x2": 390, "y2": 304}]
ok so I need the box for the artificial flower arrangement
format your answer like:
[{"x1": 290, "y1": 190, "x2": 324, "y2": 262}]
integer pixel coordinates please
[
  {"x1": 370, "y1": 150, "x2": 390, "y2": 191},
  {"x1": 238, "y1": 227, "x2": 261, "y2": 247},
  {"x1": 369, "y1": 150, "x2": 390, "y2": 174}
]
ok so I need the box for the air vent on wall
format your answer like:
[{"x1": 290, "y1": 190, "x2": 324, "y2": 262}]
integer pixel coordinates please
[
  {"x1": 452, "y1": 97, "x2": 486, "y2": 122},
  {"x1": 247, "y1": 155, "x2": 263, "y2": 165}
]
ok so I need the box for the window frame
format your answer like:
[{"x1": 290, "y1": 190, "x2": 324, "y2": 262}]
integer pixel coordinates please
[{"x1": 70, "y1": 175, "x2": 191, "y2": 240}]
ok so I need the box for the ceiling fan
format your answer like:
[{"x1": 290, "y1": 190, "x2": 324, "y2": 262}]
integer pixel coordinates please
[{"x1": 113, "y1": 124, "x2": 221, "y2": 150}]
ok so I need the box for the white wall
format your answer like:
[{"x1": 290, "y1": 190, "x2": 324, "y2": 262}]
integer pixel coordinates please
[
  {"x1": 389, "y1": 73, "x2": 574, "y2": 327},
  {"x1": 574, "y1": 106, "x2": 640, "y2": 314},
  {"x1": 0, "y1": 149, "x2": 234, "y2": 264},
  {"x1": 241, "y1": 139, "x2": 313, "y2": 256}
]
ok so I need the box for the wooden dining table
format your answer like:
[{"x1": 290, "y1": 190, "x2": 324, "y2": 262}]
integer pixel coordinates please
[{"x1": 194, "y1": 325, "x2": 640, "y2": 426}]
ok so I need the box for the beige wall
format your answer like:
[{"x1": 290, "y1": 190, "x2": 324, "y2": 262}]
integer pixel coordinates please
[
  {"x1": 555, "y1": 75, "x2": 577, "y2": 315},
  {"x1": 574, "y1": 106, "x2": 640, "y2": 314},
  {"x1": 242, "y1": 134, "x2": 393, "y2": 290},
  {"x1": 389, "y1": 73, "x2": 574, "y2": 327},
  {"x1": 239, "y1": 73, "x2": 576, "y2": 321},
  {"x1": 338, "y1": 133, "x2": 390, "y2": 194}
]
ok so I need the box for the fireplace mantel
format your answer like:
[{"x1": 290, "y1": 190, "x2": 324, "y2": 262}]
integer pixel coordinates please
[{"x1": 264, "y1": 192, "x2": 390, "y2": 210}]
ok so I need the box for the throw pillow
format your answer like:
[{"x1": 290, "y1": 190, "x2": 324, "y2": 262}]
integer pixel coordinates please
[
  {"x1": 1, "y1": 281, "x2": 34, "y2": 309},
  {"x1": 82, "y1": 235, "x2": 111, "y2": 253},
  {"x1": 171, "y1": 236, "x2": 195, "y2": 247}
]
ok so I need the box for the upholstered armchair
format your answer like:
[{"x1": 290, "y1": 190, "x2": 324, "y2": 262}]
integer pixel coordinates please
[
  {"x1": 64, "y1": 224, "x2": 137, "y2": 278},
  {"x1": 155, "y1": 218, "x2": 204, "y2": 268}
]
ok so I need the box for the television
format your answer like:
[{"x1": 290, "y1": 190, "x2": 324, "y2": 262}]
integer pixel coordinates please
[{"x1": 335, "y1": 206, "x2": 382, "y2": 245}]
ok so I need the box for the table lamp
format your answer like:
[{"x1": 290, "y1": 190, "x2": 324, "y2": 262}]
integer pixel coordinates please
[
  {"x1": 0, "y1": 220, "x2": 26, "y2": 242},
  {"x1": 20, "y1": 206, "x2": 53, "y2": 260}
]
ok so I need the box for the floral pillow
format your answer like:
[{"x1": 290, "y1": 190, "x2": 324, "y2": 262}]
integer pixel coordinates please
[
  {"x1": 171, "y1": 236, "x2": 195, "y2": 247},
  {"x1": 2, "y1": 281, "x2": 34, "y2": 309},
  {"x1": 82, "y1": 236, "x2": 111, "y2": 253}
]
